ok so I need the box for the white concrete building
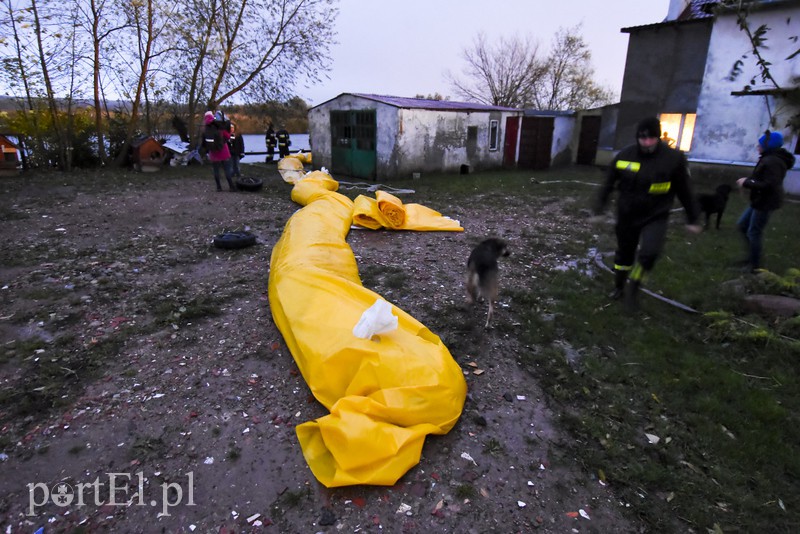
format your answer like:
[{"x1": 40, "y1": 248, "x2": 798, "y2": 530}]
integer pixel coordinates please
[
  {"x1": 308, "y1": 93, "x2": 522, "y2": 180},
  {"x1": 615, "y1": 0, "x2": 800, "y2": 192}
]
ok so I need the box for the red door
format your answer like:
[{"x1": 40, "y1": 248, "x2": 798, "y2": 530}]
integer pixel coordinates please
[{"x1": 503, "y1": 117, "x2": 520, "y2": 168}]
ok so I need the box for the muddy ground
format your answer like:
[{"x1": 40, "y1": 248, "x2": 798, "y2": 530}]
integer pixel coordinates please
[{"x1": 0, "y1": 165, "x2": 642, "y2": 533}]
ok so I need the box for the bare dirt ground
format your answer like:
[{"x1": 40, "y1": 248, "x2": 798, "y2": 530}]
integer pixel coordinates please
[{"x1": 0, "y1": 164, "x2": 642, "y2": 533}]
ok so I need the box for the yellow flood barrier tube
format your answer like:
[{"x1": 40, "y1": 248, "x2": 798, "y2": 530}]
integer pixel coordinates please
[{"x1": 268, "y1": 173, "x2": 467, "y2": 487}]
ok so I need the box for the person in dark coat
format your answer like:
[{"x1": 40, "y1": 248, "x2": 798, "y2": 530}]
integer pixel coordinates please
[
  {"x1": 276, "y1": 126, "x2": 291, "y2": 158},
  {"x1": 594, "y1": 116, "x2": 702, "y2": 310},
  {"x1": 202, "y1": 111, "x2": 236, "y2": 192},
  {"x1": 735, "y1": 130, "x2": 796, "y2": 272},
  {"x1": 265, "y1": 124, "x2": 277, "y2": 163},
  {"x1": 228, "y1": 122, "x2": 245, "y2": 177}
]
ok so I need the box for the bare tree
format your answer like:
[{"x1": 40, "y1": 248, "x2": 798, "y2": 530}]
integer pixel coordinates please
[
  {"x1": 0, "y1": 0, "x2": 339, "y2": 168},
  {"x1": 449, "y1": 26, "x2": 613, "y2": 111},
  {"x1": 447, "y1": 32, "x2": 547, "y2": 107},
  {"x1": 169, "y1": 0, "x2": 338, "y2": 138},
  {"x1": 109, "y1": 0, "x2": 175, "y2": 165},
  {"x1": 62, "y1": 0, "x2": 92, "y2": 170},
  {"x1": 2, "y1": 0, "x2": 96, "y2": 169},
  {"x1": 0, "y1": 0, "x2": 47, "y2": 165},
  {"x1": 532, "y1": 25, "x2": 614, "y2": 111},
  {"x1": 75, "y1": 0, "x2": 127, "y2": 164},
  {"x1": 168, "y1": 0, "x2": 218, "y2": 138},
  {"x1": 30, "y1": 0, "x2": 71, "y2": 169}
]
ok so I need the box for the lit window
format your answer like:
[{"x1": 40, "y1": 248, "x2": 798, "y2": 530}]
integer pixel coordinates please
[{"x1": 659, "y1": 113, "x2": 696, "y2": 152}]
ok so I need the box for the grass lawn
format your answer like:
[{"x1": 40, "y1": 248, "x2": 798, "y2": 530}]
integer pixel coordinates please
[{"x1": 413, "y1": 164, "x2": 800, "y2": 532}]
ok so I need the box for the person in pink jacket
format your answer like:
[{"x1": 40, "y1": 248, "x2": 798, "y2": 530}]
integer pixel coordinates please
[{"x1": 202, "y1": 111, "x2": 236, "y2": 192}]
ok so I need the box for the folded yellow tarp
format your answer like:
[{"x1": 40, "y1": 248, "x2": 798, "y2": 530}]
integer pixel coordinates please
[
  {"x1": 353, "y1": 193, "x2": 464, "y2": 232},
  {"x1": 376, "y1": 190, "x2": 406, "y2": 228},
  {"x1": 352, "y1": 194, "x2": 389, "y2": 230},
  {"x1": 288, "y1": 151, "x2": 312, "y2": 164},
  {"x1": 269, "y1": 175, "x2": 467, "y2": 487},
  {"x1": 278, "y1": 156, "x2": 306, "y2": 184}
]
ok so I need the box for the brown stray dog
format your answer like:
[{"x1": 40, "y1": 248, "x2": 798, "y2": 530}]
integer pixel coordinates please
[{"x1": 466, "y1": 238, "x2": 510, "y2": 328}]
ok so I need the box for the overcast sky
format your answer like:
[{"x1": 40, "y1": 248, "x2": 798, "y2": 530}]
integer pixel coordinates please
[{"x1": 298, "y1": 0, "x2": 672, "y2": 106}]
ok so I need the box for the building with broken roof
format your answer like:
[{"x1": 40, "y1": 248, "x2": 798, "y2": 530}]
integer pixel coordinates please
[{"x1": 609, "y1": 0, "x2": 799, "y2": 191}]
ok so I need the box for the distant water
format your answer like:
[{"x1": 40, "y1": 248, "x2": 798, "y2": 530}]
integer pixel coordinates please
[
  {"x1": 239, "y1": 133, "x2": 309, "y2": 164},
  {"x1": 164, "y1": 133, "x2": 310, "y2": 165}
]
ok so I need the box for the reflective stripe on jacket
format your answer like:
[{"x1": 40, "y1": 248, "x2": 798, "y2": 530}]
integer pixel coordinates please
[{"x1": 596, "y1": 142, "x2": 698, "y2": 226}]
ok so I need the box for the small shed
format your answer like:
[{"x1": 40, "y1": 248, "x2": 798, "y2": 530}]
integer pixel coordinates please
[
  {"x1": 504, "y1": 110, "x2": 579, "y2": 170},
  {"x1": 130, "y1": 136, "x2": 165, "y2": 172},
  {"x1": 308, "y1": 93, "x2": 523, "y2": 180},
  {"x1": 0, "y1": 134, "x2": 20, "y2": 174}
]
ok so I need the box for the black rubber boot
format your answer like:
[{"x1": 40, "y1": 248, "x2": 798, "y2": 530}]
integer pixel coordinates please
[
  {"x1": 624, "y1": 279, "x2": 640, "y2": 313},
  {"x1": 610, "y1": 270, "x2": 628, "y2": 300}
]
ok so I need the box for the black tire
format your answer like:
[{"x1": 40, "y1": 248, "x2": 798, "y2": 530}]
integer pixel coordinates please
[
  {"x1": 236, "y1": 176, "x2": 263, "y2": 192},
  {"x1": 213, "y1": 231, "x2": 256, "y2": 249}
]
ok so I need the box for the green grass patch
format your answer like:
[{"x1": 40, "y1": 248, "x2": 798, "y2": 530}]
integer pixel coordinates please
[
  {"x1": 0, "y1": 336, "x2": 125, "y2": 423},
  {"x1": 454, "y1": 484, "x2": 476, "y2": 499},
  {"x1": 514, "y1": 270, "x2": 800, "y2": 530},
  {"x1": 410, "y1": 167, "x2": 800, "y2": 532},
  {"x1": 129, "y1": 436, "x2": 168, "y2": 462},
  {"x1": 139, "y1": 280, "x2": 224, "y2": 326},
  {"x1": 151, "y1": 295, "x2": 223, "y2": 326}
]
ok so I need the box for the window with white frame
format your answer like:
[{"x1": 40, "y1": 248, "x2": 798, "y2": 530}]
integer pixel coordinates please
[{"x1": 489, "y1": 120, "x2": 499, "y2": 151}]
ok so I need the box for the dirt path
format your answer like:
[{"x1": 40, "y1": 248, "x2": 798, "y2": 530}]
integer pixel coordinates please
[{"x1": 0, "y1": 167, "x2": 640, "y2": 533}]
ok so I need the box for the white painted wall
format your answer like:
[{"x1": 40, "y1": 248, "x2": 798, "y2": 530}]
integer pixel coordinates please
[
  {"x1": 692, "y1": 6, "x2": 800, "y2": 167},
  {"x1": 307, "y1": 107, "x2": 329, "y2": 168},
  {"x1": 395, "y1": 109, "x2": 508, "y2": 175}
]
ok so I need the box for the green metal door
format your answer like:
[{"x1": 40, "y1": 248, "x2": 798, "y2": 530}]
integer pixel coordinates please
[{"x1": 330, "y1": 110, "x2": 376, "y2": 180}]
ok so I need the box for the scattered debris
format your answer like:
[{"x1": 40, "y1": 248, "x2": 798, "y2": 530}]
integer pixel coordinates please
[
  {"x1": 460, "y1": 452, "x2": 478, "y2": 466},
  {"x1": 0, "y1": 169, "x2": 643, "y2": 533},
  {"x1": 319, "y1": 507, "x2": 336, "y2": 526}
]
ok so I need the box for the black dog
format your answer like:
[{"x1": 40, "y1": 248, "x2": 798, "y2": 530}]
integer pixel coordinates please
[
  {"x1": 697, "y1": 184, "x2": 732, "y2": 229},
  {"x1": 466, "y1": 238, "x2": 510, "y2": 328}
]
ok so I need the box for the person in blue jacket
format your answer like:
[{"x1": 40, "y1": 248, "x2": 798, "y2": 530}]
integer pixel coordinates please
[{"x1": 735, "y1": 130, "x2": 796, "y2": 272}]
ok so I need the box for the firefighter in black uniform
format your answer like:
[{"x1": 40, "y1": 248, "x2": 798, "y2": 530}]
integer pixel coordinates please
[
  {"x1": 265, "y1": 124, "x2": 277, "y2": 163},
  {"x1": 594, "y1": 117, "x2": 702, "y2": 310},
  {"x1": 276, "y1": 126, "x2": 291, "y2": 158}
]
